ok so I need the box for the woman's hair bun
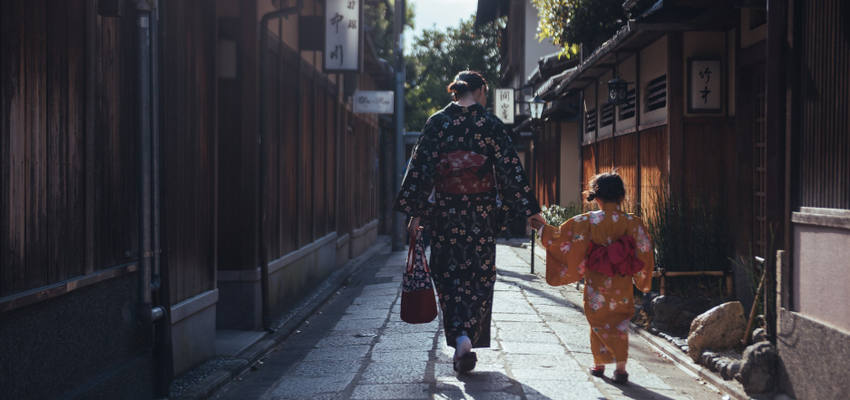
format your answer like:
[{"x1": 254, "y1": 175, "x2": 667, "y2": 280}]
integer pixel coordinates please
[
  {"x1": 448, "y1": 80, "x2": 470, "y2": 93},
  {"x1": 446, "y1": 71, "x2": 486, "y2": 100}
]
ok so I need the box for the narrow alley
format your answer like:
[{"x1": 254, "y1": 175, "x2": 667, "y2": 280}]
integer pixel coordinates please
[{"x1": 210, "y1": 244, "x2": 722, "y2": 400}]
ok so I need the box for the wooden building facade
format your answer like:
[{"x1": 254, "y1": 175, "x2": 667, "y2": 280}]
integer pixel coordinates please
[
  {"x1": 525, "y1": 0, "x2": 850, "y2": 397},
  {"x1": 0, "y1": 0, "x2": 386, "y2": 398}
]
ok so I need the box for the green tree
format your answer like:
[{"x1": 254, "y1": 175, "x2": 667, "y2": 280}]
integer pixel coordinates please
[
  {"x1": 532, "y1": 0, "x2": 625, "y2": 57},
  {"x1": 404, "y1": 15, "x2": 504, "y2": 131},
  {"x1": 364, "y1": 0, "x2": 415, "y2": 61}
]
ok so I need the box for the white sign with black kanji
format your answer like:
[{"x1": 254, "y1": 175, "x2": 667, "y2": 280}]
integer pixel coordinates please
[
  {"x1": 494, "y1": 88, "x2": 514, "y2": 124},
  {"x1": 689, "y1": 59, "x2": 722, "y2": 113},
  {"x1": 325, "y1": 0, "x2": 360, "y2": 72}
]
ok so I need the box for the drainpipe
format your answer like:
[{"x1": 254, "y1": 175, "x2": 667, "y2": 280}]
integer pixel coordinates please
[
  {"x1": 258, "y1": 4, "x2": 300, "y2": 330},
  {"x1": 135, "y1": 0, "x2": 170, "y2": 395}
]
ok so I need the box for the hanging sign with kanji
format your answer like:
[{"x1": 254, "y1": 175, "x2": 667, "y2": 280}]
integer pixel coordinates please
[
  {"x1": 494, "y1": 88, "x2": 514, "y2": 124},
  {"x1": 688, "y1": 58, "x2": 722, "y2": 113},
  {"x1": 325, "y1": 0, "x2": 361, "y2": 72}
]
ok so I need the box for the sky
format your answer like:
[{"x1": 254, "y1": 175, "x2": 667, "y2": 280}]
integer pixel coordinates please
[{"x1": 404, "y1": 0, "x2": 478, "y2": 52}]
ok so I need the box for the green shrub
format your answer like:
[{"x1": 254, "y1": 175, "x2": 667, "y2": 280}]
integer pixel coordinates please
[
  {"x1": 643, "y1": 186, "x2": 730, "y2": 272},
  {"x1": 541, "y1": 203, "x2": 582, "y2": 226}
]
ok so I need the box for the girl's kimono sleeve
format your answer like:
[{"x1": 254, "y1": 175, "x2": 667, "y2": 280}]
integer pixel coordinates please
[
  {"x1": 629, "y1": 216, "x2": 655, "y2": 293},
  {"x1": 490, "y1": 121, "x2": 541, "y2": 219},
  {"x1": 393, "y1": 117, "x2": 441, "y2": 218},
  {"x1": 540, "y1": 216, "x2": 590, "y2": 286}
]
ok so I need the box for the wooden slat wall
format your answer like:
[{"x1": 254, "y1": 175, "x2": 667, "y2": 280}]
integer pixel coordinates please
[
  {"x1": 798, "y1": 0, "x2": 850, "y2": 209},
  {"x1": 160, "y1": 1, "x2": 217, "y2": 303},
  {"x1": 639, "y1": 126, "x2": 667, "y2": 217},
  {"x1": 343, "y1": 112, "x2": 379, "y2": 229},
  {"x1": 252, "y1": 36, "x2": 377, "y2": 266},
  {"x1": 533, "y1": 122, "x2": 561, "y2": 207},
  {"x1": 577, "y1": 127, "x2": 668, "y2": 216},
  {"x1": 614, "y1": 134, "x2": 639, "y2": 212},
  {"x1": 581, "y1": 145, "x2": 596, "y2": 211},
  {"x1": 279, "y1": 48, "x2": 299, "y2": 255},
  {"x1": 95, "y1": 15, "x2": 141, "y2": 271},
  {"x1": 682, "y1": 118, "x2": 732, "y2": 207},
  {"x1": 597, "y1": 138, "x2": 614, "y2": 173},
  {"x1": 299, "y1": 76, "x2": 314, "y2": 243},
  {"x1": 1, "y1": 0, "x2": 140, "y2": 297}
]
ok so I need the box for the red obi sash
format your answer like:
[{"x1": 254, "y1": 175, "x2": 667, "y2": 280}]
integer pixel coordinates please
[
  {"x1": 434, "y1": 150, "x2": 494, "y2": 194},
  {"x1": 586, "y1": 236, "x2": 644, "y2": 277}
]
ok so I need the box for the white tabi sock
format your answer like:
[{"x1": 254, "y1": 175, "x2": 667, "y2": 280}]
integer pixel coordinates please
[{"x1": 454, "y1": 333, "x2": 472, "y2": 360}]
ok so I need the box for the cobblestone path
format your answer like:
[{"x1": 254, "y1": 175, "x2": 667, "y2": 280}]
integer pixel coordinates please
[{"x1": 211, "y1": 244, "x2": 723, "y2": 400}]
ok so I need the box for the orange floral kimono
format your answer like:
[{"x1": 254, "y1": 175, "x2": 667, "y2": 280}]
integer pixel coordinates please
[{"x1": 540, "y1": 203, "x2": 654, "y2": 365}]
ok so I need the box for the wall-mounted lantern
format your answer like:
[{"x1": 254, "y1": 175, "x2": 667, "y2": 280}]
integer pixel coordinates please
[
  {"x1": 529, "y1": 97, "x2": 545, "y2": 120},
  {"x1": 607, "y1": 77, "x2": 629, "y2": 105}
]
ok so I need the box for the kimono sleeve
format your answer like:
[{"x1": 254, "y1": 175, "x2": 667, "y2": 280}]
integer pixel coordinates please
[
  {"x1": 490, "y1": 120, "x2": 541, "y2": 219},
  {"x1": 540, "y1": 215, "x2": 590, "y2": 286},
  {"x1": 629, "y1": 216, "x2": 655, "y2": 293},
  {"x1": 393, "y1": 117, "x2": 441, "y2": 218}
]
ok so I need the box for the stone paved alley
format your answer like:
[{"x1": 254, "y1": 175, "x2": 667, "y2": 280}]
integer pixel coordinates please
[{"x1": 211, "y1": 244, "x2": 724, "y2": 400}]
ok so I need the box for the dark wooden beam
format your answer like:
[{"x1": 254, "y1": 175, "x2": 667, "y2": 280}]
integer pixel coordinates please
[
  {"x1": 667, "y1": 32, "x2": 685, "y2": 198},
  {"x1": 764, "y1": 0, "x2": 788, "y2": 341}
]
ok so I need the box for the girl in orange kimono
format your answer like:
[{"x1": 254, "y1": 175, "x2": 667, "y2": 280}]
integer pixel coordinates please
[{"x1": 539, "y1": 172, "x2": 654, "y2": 384}]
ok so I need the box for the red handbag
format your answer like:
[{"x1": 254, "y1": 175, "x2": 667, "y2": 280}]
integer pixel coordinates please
[{"x1": 400, "y1": 230, "x2": 438, "y2": 324}]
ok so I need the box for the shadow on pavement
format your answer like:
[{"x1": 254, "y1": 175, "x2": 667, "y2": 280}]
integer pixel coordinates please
[
  {"x1": 431, "y1": 370, "x2": 554, "y2": 399},
  {"x1": 497, "y1": 268, "x2": 583, "y2": 309},
  {"x1": 596, "y1": 378, "x2": 681, "y2": 400}
]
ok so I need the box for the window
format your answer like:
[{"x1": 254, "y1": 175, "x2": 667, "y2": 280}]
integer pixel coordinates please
[{"x1": 645, "y1": 74, "x2": 667, "y2": 112}]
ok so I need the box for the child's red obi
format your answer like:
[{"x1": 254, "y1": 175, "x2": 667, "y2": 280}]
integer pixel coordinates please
[{"x1": 586, "y1": 236, "x2": 644, "y2": 277}]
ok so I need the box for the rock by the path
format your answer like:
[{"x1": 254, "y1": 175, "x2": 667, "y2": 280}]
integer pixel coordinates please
[
  {"x1": 752, "y1": 327, "x2": 768, "y2": 343},
  {"x1": 651, "y1": 295, "x2": 684, "y2": 332},
  {"x1": 686, "y1": 301, "x2": 746, "y2": 360},
  {"x1": 735, "y1": 342, "x2": 778, "y2": 394},
  {"x1": 721, "y1": 360, "x2": 742, "y2": 381}
]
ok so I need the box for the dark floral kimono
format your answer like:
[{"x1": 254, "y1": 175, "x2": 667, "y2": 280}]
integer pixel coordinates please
[{"x1": 394, "y1": 103, "x2": 540, "y2": 348}]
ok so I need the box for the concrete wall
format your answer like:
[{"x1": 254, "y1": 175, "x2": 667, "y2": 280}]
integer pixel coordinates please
[
  {"x1": 0, "y1": 274, "x2": 154, "y2": 399},
  {"x1": 171, "y1": 289, "x2": 219, "y2": 374},
  {"x1": 779, "y1": 208, "x2": 850, "y2": 399},
  {"x1": 351, "y1": 219, "x2": 380, "y2": 258},
  {"x1": 791, "y1": 209, "x2": 850, "y2": 332},
  {"x1": 337, "y1": 233, "x2": 352, "y2": 266},
  {"x1": 217, "y1": 268, "x2": 263, "y2": 330},
  {"x1": 778, "y1": 310, "x2": 850, "y2": 399},
  {"x1": 267, "y1": 232, "x2": 339, "y2": 317}
]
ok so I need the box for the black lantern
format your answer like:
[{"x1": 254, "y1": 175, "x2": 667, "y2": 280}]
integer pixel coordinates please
[
  {"x1": 529, "y1": 96, "x2": 545, "y2": 119},
  {"x1": 607, "y1": 77, "x2": 628, "y2": 105}
]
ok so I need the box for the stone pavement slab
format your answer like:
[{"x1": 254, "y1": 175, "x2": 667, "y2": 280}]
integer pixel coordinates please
[{"x1": 211, "y1": 244, "x2": 725, "y2": 400}]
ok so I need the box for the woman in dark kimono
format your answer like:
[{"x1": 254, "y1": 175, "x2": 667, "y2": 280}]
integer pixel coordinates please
[{"x1": 394, "y1": 71, "x2": 544, "y2": 373}]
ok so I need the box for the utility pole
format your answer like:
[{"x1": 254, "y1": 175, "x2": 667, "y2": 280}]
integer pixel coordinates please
[{"x1": 391, "y1": 0, "x2": 406, "y2": 251}]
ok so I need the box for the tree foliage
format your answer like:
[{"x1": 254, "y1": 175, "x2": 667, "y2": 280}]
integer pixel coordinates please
[
  {"x1": 532, "y1": 0, "x2": 626, "y2": 58},
  {"x1": 404, "y1": 16, "x2": 504, "y2": 131},
  {"x1": 364, "y1": 0, "x2": 415, "y2": 61}
]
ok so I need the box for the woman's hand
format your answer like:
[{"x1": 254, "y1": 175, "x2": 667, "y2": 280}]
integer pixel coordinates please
[
  {"x1": 407, "y1": 216, "x2": 422, "y2": 237},
  {"x1": 527, "y1": 213, "x2": 546, "y2": 231}
]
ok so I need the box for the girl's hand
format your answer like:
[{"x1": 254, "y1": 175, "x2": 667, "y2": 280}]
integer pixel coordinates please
[{"x1": 527, "y1": 213, "x2": 546, "y2": 231}]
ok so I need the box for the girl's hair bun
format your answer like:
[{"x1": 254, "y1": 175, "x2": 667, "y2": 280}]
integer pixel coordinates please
[{"x1": 585, "y1": 171, "x2": 626, "y2": 203}]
